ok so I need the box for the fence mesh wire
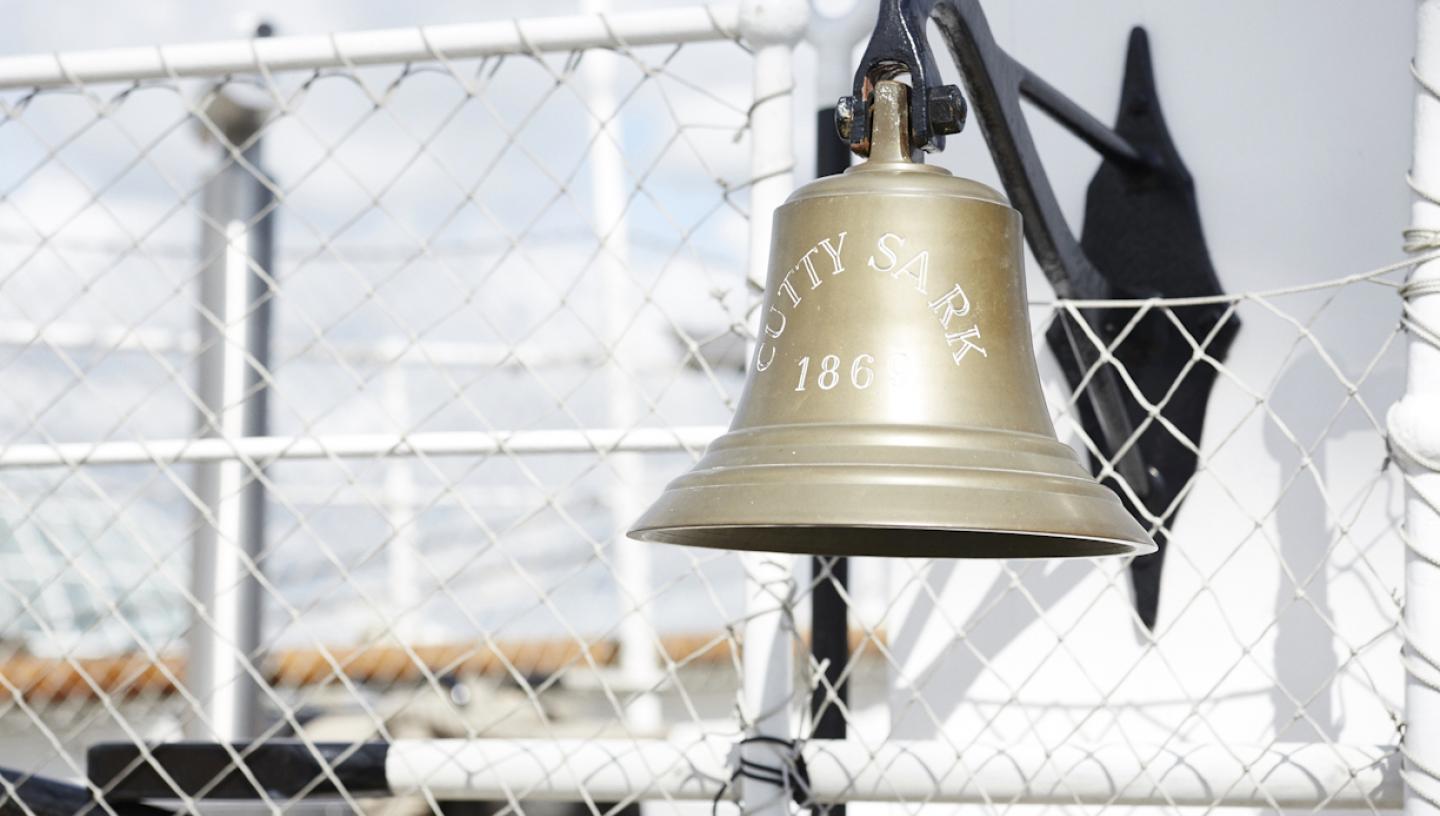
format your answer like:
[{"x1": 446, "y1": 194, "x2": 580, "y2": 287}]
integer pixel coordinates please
[{"x1": 0, "y1": 9, "x2": 1412, "y2": 816}]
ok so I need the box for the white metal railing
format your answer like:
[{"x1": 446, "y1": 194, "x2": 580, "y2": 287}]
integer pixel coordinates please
[
  {"x1": 1399, "y1": 4, "x2": 1440, "y2": 816},
  {"x1": 383, "y1": 738, "x2": 1402, "y2": 808},
  {"x1": 0, "y1": 427, "x2": 725, "y2": 468},
  {"x1": 0, "y1": 318, "x2": 605, "y2": 368},
  {"x1": 0, "y1": 6, "x2": 741, "y2": 89}
]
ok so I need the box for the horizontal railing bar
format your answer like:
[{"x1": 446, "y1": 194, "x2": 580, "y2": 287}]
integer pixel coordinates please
[
  {"x1": 81, "y1": 737, "x2": 1403, "y2": 807},
  {"x1": 802, "y1": 739, "x2": 1400, "y2": 809},
  {"x1": 0, "y1": 319, "x2": 608, "y2": 368},
  {"x1": 0, "y1": 426, "x2": 724, "y2": 469},
  {"x1": 0, "y1": 5, "x2": 740, "y2": 90},
  {"x1": 382, "y1": 738, "x2": 1399, "y2": 808}
]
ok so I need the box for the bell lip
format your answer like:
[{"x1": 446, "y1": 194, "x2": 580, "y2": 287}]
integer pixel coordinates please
[
  {"x1": 627, "y1": 421, "x2": 1157, "y2": 560},
  {"x1": 626, "y1": 522, "x2": 1157, "y2": 560}
]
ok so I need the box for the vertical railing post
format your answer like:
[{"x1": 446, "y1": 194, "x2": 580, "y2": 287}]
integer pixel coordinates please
[
  {"x1": 187, "y1": 82, "x2": 275, "y2": 742},
  {"x1": 583, "y1": 0, "x2": 663, "y2": 736},
  {"x1": 738, "y1": 2, "x2": 805, "y2": 814},
  {"x1": 383, "y1": 364, "x2": 422, "y2": 643},
  {"x1": 1398, "y1": 4, "x2": 1440, "y2": 815}
]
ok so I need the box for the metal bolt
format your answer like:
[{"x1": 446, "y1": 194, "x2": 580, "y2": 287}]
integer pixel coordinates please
[
  {"x1": 835, "y1": 95, "x2": 859, "y2": 141},
  {"x1": 926, "y1": 84, "x2": 967, "y2": 135}
]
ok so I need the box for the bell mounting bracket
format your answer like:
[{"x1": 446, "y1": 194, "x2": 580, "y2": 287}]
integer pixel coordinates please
[{"x1": 841, "y1": 0, "x2": 1239, "y2": 628}]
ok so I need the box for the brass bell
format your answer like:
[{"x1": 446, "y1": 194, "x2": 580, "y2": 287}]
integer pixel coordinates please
[{"x1": 629, "y1": 80, "x2": 1154, "y2": 558}]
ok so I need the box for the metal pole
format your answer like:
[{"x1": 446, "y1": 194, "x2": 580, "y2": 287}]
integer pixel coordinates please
[
  {"x1": 738, "y1": 2, "x2": 804, "y2": 813},
  {"x1": 186, "y1": 81, "x2": 274, "y2": 743},
  {"x1": 382, "y1": 366, "x2": 421, "y2": 643},
  {"x1": 0, "y1": 426, "x2": 726, "y2": 469},
  {"x1": 0, "y1": 7, "x2": 745, "y2": 91},
  {"x1": 379, "y1": 738, "x2": 1400, "y2": 808},
  {"x1": 807, "y1": 82, "x2": 853, "y2": 773},
  {"x1": 583, "y1": 0, "x2": 662, "y2": 735},
  {"x1": 1398, "y1": 4, "x2": 1440, "y2": 814},
  {"x1": 803, "y1": 11, "x2": 874, "y2": 808}
]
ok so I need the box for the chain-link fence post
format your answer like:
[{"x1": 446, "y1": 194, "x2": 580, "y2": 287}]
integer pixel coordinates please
[
  {"x1": 186, "y1": 83, "x2": 275, "y2": 742},
  {"x1": 583, "y1": 0, "x2": 663, "y2": 735},
  {"x1": 1398, "y1": 3, "x2": 1440, "y2": 814},
  {"x1": 382, "y1": 365, "x2": 421, "y2": 643}
]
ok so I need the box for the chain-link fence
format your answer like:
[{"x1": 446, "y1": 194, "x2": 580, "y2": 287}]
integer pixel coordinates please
[{"x1": 0, "y1": 4, "x2": 1425, "y2": 816}]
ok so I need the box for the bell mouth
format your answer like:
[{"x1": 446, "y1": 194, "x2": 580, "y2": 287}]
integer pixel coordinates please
[
  {"x1": 626, "y1": 422, "x2": 1156, "y2": 560},
  {"x1": 628, "y1": 524, "x2": 1148, "y2": 559}
]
